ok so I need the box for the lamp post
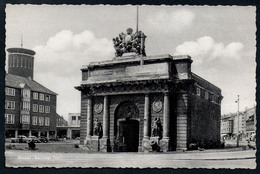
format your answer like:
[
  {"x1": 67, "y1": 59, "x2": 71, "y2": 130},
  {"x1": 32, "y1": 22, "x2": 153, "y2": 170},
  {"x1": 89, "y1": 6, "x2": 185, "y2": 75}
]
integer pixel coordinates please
[{"x1": 236, "y1": 95, "x2": 240, "y2": 147}]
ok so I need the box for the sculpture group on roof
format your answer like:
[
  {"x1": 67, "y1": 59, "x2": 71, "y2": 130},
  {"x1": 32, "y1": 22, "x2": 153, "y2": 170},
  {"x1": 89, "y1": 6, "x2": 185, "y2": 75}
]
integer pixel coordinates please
[{"x1": 113, "y1": 28, "x2": 146, "y2": 57}]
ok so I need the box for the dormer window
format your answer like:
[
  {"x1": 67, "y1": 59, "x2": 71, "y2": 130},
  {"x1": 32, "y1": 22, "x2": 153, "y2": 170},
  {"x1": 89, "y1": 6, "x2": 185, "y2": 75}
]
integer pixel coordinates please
[
  {"x1": 22, "y1": 89, "x2": 30, "y2": 98},
  {"x1": 46, "y1": 95, "x2": 50, "y2": 102}
]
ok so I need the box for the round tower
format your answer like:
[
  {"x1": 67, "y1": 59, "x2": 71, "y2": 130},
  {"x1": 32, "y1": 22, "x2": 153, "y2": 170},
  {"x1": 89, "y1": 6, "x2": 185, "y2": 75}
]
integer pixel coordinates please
[{"x1": 7, "y1": 48, "x2": 36, "y2": 80}]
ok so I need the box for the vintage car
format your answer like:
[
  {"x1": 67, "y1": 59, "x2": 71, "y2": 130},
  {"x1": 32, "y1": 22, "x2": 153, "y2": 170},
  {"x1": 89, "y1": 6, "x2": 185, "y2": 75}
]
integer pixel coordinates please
[
  {"x1": 10, "y1": 135, "x2": 29, "y2": 143},
  {"x1": 38, "y1": 136, "x2": 49, "y2": 143},
  {"x1": 28, "y1": 136, "x2": 41, "y2": 143}
]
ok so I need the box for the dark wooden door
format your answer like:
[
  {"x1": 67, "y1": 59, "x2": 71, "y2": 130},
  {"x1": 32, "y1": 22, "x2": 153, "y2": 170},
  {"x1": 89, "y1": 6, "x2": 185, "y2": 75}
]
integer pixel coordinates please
[{"x1": 118, "y1": 120, "x2": 139, "y2": 152}]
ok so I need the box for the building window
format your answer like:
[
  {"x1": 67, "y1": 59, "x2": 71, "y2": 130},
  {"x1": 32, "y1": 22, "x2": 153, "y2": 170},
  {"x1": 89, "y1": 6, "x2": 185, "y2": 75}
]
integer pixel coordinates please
[
  {"x1": 78, "y1": 116, "x2": 81, "y2": 125},
  {"x1": 39, "y1": 117, "x2": 44, "y2": 126},
  {"x1": 39, "y1": 93, "x2": 44, "y2": 101},
  {"x1": 45, "y1": 106, "x2": 50, "y2": 113},
  {"x1": 212, "y1": 95, "x2": 215, "y2": 102},
  {"x1": 22, "y1": 89, "x2": 30, "y2": 98},
  {"x1": 20, "y1": 115, "x2": 30, "y2": 124},
  {"x1": 5, "y1": 101, "x2": 15, "y2": 110},
  {"x1": 33, "y1": 104, "x2": 38, "y2": 112},
  {"x1": 45, "y1": 95, "x2": 50, "y2": 102},
  {"x1": 33, "y1": 92, "x2": 38, "y2": 100},
  {"x1": 45, "y1": 117, "x2": 50, "y2": 126},
  {"x1": 196, "y1": 87, "x2": 201, "y2": 96},
  {"x1": 22, "y1": 101, "x2": 30, "y2": 111},
  {"x1": 39, "y1": 105, "x2": 44, "y2": 113},
  {"x1": 205, "y1": 91, "x2": 208, "y2": 99},
  {"x1": 32, "y1": 116, "x2": 38, "y2": 125},
  {"x1": 5, "y1": 114, "x2": 15, "y2": 124},
  {"x1": 72, "y1": 116, "x2": 76, "y2": 125},
  {"x1": 5, "y1": 87, "x2": 15, "y2": 96}
]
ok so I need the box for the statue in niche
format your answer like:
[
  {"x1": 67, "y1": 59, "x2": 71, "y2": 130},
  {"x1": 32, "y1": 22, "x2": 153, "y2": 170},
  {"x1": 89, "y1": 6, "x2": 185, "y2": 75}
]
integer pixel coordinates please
[
  {"x1": 113, "y1": 28, "x2": 146, "y2": 57},
  {"x1": 93, "y1": 118, "x2": 102, "y2": 137},
  {"x1": 151, "y1": 116, "x2": 162, "y2": 138}
]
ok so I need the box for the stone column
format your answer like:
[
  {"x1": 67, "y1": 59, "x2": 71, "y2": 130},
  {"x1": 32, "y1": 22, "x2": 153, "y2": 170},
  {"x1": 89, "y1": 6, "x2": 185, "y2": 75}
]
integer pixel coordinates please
[
  {"x1": 144, "y1": 94, "x2": 150, "y2": 139},
  {"x1": 160, "y1": 92, "x2": 170, "y2": 152},
  {"x1": 54, "y1": 130, "x2": 57, "y2": 137},
  {"x1": 85, "y1": 97, "x2": 93, "y2": 150},
  {"x1": 86, "y1": 97, "x2": 93, "y2": 138},
  {"x1": 163, "y1": 93, "x2": 170, "y2": 138},
  {"x1": 103, "y1": 96, "x2": 109, "y2": 138},
  {"x1": 15, "y1": 130, "x2": 18, "y2": 138},
  {"x1": 142, "y1": 94, "x2": 151, "y2": 152},
  {"x1": 100, "y1": 96, "x2": 110, "y2": 152}
]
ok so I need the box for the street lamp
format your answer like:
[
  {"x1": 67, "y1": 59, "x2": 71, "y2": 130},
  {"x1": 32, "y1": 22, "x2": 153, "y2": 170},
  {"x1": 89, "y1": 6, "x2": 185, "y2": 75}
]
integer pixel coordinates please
[{"x1": 235, "y1": 95, "x2": 240, "y2": 147}]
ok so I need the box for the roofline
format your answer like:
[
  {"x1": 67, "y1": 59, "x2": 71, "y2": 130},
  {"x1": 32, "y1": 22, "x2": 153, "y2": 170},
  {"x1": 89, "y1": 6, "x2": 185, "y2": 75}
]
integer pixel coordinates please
[
  {"x1": 191, "y1": 72, "x2": 221, "y2": 91},
  {"x1": 7, "y1": 48, "x2": 36, "y2": 55},
  {"x1": 81, "y1": 54, "x2": 192, "y2": 70},
  {"x1": 5, "y1": 75, "x2": 58, "y2": 96}
]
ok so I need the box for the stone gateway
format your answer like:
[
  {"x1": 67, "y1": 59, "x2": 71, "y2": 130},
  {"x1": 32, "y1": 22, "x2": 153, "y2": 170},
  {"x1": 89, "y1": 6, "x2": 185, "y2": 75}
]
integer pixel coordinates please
[{"x1": 75, "y1": 53, "x2": 222, "y2": 152}]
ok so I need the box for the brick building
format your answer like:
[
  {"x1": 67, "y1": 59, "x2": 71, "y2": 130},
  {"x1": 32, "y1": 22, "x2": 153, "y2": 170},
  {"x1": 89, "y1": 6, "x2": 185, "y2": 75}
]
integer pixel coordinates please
[
  {"x1": 56, "y1": 114, "x2": 68, "y2": 138},
  {"x1": 76, "y1": 54, "x2": 222, "y2": 152},
  {"x1": 221, "y1": 106, "x2": 256, "y2": 137},
  {"x1": 5, "y1": 48, "x2": 58, "y2": 138},
  {"x1": 245, "y1": 107, "x2": 256, "y2": 137},
  {"x1": 56, "y1": 114, "x2": 68, "y2": 127}
]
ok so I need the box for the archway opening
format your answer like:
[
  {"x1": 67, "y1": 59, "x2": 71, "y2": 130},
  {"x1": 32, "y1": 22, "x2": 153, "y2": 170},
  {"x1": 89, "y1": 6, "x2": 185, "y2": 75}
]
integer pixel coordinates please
[{"x1": 114, "y1": 101, "x2": 139, "y2": 152}]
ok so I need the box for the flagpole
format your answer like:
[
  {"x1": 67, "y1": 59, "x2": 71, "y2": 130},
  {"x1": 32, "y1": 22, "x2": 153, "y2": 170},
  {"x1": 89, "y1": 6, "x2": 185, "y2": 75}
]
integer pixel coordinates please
[
  {"x1": 21, "y1": 34, "x2": 23, "y2": 48},
  {"x1": 236, "y1": 95, "x2": 240, "y2": 147},
  {"x1": 136, "y1": 5, "x2": 139, "y2": 33}
]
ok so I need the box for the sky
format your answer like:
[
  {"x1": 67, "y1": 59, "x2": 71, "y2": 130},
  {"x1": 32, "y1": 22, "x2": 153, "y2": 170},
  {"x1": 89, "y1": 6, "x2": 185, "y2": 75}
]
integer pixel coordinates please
[{"x1": 5, "y1": 5, "x2": 256, "y2": 120}]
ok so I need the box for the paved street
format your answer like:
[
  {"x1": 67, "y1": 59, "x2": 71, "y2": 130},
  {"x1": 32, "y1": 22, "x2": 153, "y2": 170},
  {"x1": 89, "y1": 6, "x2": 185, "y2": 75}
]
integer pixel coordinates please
[{"x1": 5, "y1": 149, "x2": 256, "y2": 169}]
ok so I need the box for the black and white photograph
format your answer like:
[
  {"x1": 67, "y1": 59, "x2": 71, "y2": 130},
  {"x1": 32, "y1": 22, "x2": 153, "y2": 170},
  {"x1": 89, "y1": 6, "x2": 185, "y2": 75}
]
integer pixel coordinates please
[{"x1": 3, "y1": 4, "x2": 257, "y2": 169}]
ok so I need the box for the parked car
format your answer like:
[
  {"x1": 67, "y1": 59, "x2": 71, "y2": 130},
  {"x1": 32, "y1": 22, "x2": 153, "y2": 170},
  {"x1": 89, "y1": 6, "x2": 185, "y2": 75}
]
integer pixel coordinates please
[
  {"x1": 28, "y1": 136, "x2": 41, "y2": 143},
  {"x1": 10, "y1": 135, "x2": 29, "y2": 143},
  {"x1": 39, "y1": 136, "x2": 49, "y2": 143}
]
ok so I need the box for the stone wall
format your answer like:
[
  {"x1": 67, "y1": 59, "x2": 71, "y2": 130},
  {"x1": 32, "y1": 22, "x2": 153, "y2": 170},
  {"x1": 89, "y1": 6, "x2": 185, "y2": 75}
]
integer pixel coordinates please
[{"x1": 189, "y1": 92, "x2": 221, "y2": 144}]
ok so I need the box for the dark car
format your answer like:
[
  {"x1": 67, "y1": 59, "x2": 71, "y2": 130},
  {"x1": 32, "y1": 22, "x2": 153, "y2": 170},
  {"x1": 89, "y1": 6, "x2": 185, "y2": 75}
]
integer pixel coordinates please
[
  {"x1": 39, "y1": 136, "x2": 48, "y2": 143},
  {"x1": 28, "y1": 136, "x2": 41, "y2": 143}
]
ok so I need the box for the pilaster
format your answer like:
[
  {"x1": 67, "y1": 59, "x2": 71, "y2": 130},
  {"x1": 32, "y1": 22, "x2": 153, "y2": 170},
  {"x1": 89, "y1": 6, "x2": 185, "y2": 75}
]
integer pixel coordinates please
[
  {"x1": 160, "y1": 92, "x2": 170, "y2": 152},
  {"x1": 100, "y1": 96, "x2": 110, "y2": 152}
]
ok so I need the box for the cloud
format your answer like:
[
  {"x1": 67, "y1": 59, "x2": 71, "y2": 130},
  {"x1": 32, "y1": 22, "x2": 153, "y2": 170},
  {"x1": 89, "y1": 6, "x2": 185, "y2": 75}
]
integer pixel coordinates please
[
  {"x1": 33, "y1": 30, "x2": 114, "y2": 75},
  {"x1": 147, "y1": 9, "x2": 195, "y2": 34},
  {"x1": 33, "y1": 30, "x2": 114, "y2": 118},
  {"x1": 174, "y1": 36, "x2": 244, "y2": 64}
]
